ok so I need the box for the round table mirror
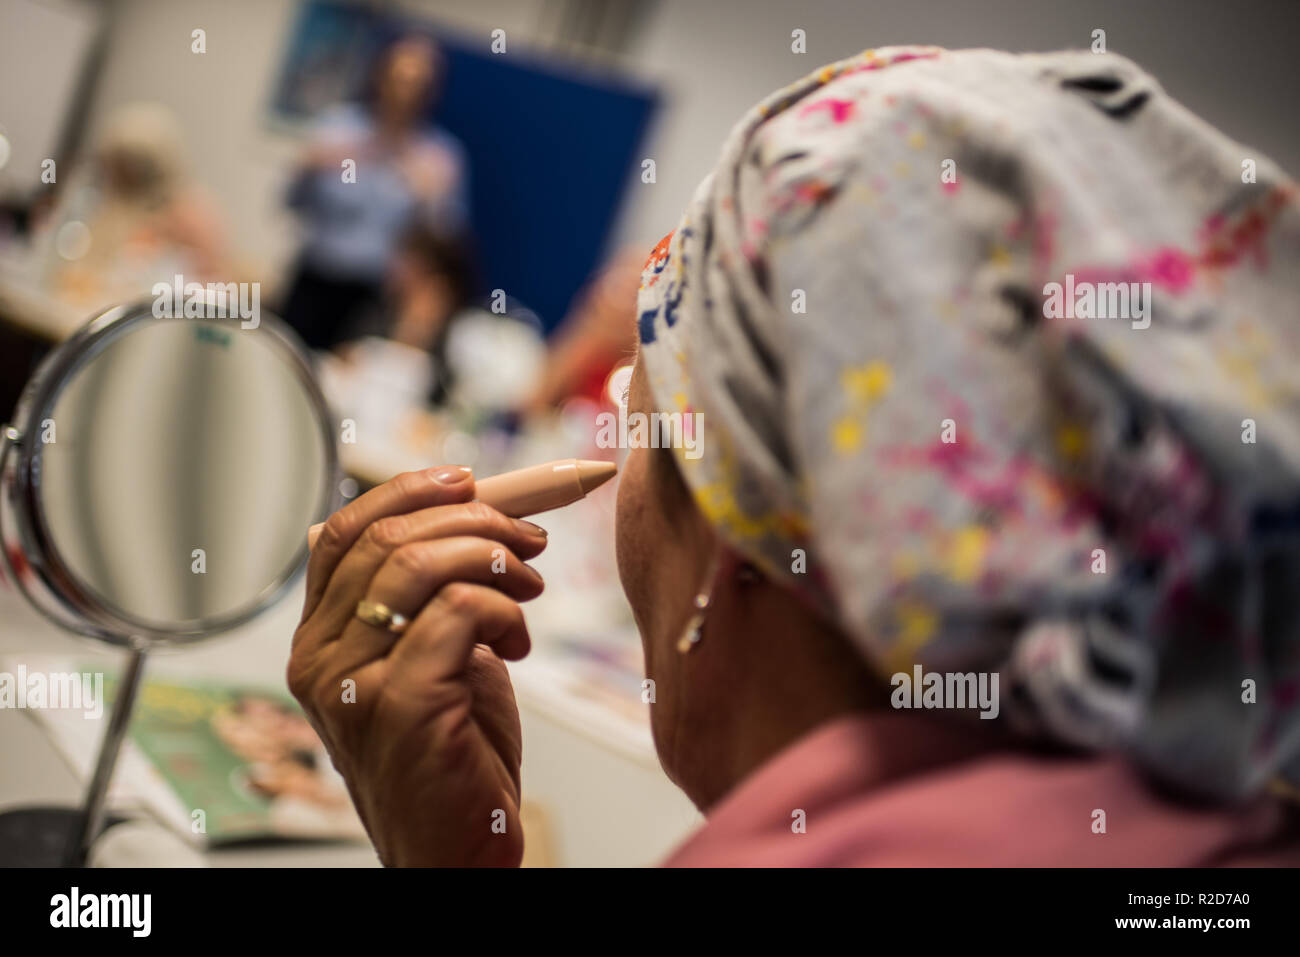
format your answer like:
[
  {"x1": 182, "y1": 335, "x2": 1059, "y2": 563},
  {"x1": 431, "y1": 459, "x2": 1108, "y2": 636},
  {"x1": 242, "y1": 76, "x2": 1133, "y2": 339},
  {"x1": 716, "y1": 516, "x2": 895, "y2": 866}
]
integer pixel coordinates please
[{"x1": 0, "y1": 299, "x2": 338, "y2": 865}]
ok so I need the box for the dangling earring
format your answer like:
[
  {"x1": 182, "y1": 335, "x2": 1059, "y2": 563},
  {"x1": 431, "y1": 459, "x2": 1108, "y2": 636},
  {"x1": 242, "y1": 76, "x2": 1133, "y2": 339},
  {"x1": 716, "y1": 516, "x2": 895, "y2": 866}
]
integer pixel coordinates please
[
  {"x1": 677, "y1": 551, "x2": 723, "y2": 654},
  {"x1": 676, "y1": 588, "x2": 711, "y2": 654}
]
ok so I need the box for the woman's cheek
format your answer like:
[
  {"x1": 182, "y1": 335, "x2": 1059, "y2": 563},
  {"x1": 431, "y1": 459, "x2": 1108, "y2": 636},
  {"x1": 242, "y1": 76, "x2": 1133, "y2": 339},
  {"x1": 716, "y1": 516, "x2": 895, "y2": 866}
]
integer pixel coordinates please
[{"x1": 615, "y1": 446, "x2": 656, "y2": 638}]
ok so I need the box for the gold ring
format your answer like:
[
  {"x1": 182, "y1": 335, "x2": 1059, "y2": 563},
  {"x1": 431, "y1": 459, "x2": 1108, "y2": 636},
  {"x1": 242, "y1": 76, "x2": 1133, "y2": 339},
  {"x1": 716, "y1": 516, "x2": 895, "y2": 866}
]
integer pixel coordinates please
[{"x1": 354, "y1": 599, "x2": 409, "y2": 635}]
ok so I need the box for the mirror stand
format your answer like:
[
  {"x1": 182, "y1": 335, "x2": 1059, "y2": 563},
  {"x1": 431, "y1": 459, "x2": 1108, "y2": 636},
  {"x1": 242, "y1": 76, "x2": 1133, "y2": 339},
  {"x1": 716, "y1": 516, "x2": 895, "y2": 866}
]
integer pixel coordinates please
[
  {"x1": 0, "y1": 425, "x2": 151, "y2": 866},
  {"x1": 66, "y1": 642, "x2": 147, "y2": 865}
]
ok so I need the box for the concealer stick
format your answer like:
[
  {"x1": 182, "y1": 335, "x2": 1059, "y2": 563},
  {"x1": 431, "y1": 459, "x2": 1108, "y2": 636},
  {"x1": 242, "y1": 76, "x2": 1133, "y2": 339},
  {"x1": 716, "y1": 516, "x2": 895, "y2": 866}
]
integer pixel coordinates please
[
  {"x1": 307, "y1": 459, "x2": 618, "y2": 548},
  {"x1": 474, "y1": 458, "x2": 618, "y2": 518}
]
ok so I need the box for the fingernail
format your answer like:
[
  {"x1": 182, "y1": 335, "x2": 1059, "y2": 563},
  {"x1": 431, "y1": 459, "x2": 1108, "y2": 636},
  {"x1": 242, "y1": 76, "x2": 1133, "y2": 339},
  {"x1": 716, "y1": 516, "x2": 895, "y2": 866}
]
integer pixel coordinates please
[
  {"x1": 512, "y1": 519, "x2": 547, "y2": 538},
  {"x1": 307, "y1": 522, "x2": 323, "y2": 550},
  {"x1": 431, "y1": 465, "x2": 472, "y2": 485}
]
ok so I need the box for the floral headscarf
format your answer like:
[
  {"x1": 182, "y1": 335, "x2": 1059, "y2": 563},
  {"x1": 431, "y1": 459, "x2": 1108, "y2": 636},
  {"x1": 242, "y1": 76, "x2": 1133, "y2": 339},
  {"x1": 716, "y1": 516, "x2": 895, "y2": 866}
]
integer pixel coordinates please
[{"x1": 637, "y1": 46, "x2": 1300, "y2": 801}]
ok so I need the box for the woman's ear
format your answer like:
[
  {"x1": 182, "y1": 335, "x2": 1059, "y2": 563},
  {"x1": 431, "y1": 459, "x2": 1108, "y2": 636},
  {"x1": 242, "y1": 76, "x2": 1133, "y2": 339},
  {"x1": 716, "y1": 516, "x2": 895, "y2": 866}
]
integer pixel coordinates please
[{"x1": 715, "y1": 547, "x2": 764, "y2": 589}]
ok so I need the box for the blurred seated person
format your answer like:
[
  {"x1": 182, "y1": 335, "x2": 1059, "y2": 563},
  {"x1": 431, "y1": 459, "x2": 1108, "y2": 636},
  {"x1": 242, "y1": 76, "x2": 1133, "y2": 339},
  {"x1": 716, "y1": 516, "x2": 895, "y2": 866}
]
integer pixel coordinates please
[
  {"x1": 33, "y1": 102, "x2": 229, "y2": 306},
  {"x1": 516, "y1": 247, "x2": 643, "y2": 417},
  {"x1": 282, "y1": 33, "x2": 468, "y2": 352},
  {"x1": 336, "y1": 221, "x2": 474, "y2": 406}
]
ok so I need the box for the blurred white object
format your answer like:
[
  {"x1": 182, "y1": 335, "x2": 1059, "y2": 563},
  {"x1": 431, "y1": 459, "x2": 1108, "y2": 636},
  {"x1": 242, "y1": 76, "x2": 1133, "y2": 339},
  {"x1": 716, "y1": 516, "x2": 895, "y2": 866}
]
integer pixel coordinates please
[
  {"x1": 349, "y1": 335, "x2": 434, "y2": 439},
  {"x1": 88, "y1": 819, "x2": 208, "y2": 868},
  {"x1": 445, "y1": 308, "x2": 544, "y2": 411}
]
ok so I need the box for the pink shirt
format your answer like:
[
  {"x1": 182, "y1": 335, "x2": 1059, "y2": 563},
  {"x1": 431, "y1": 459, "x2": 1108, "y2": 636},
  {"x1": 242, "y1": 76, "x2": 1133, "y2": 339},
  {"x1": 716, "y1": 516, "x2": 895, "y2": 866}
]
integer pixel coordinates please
[{"x1": 663, "y1": 712, "x2": 1300, "y2": 867}]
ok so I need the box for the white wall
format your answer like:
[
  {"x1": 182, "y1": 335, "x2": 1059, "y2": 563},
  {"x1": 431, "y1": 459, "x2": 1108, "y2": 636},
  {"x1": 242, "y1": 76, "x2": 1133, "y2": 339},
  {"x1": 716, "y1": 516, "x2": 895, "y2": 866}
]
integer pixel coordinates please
[
  {"x1": 614, "y1": 0, "x2": 1300, "y2": 252},
  {"x1": 83, "y1": 0, "x2": 1300, "y2": 284}
]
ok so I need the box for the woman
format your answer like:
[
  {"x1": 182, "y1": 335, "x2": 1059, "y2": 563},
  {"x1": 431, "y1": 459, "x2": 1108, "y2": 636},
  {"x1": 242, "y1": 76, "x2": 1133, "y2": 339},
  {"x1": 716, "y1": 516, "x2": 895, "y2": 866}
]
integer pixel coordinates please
[
  {"x1": 281, "y1": 34, "x2": 469, "y2": 352},
  {"x1": 287, "y1": 47, "x2": 1300, "y2": 866}
]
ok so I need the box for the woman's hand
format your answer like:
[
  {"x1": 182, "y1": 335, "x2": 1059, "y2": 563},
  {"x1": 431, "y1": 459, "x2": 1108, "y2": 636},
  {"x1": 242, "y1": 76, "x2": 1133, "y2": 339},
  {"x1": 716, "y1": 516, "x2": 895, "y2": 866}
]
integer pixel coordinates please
[
  {"x1": 300, "y1": 137, "x2": 369, "y2": 173},
  {"x1": 399, "y1": 146, "x2": 458, "y2": 202},
  {"x1": 287, "y1": 465, "x2": 548, "y2": 866}
]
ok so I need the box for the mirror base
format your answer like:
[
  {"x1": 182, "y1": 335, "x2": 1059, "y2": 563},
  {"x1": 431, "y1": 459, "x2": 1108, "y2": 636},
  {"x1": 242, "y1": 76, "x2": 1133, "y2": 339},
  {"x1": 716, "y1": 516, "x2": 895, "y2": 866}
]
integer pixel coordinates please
[{"x1": 0, "y1": 806, "x2": 123, "y2": 867}]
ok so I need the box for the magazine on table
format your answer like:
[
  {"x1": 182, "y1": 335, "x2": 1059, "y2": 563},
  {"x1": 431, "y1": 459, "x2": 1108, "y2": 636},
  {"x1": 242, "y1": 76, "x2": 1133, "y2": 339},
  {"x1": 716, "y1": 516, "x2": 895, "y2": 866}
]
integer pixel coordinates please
[{"x1": 6, "y1": 655, "x2": 365, "y2": 847}]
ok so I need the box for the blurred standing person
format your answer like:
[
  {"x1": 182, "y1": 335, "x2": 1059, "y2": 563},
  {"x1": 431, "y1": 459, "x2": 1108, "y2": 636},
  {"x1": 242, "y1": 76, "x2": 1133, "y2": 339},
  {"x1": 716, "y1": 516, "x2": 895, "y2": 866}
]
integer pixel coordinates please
[{"x1": 282, "y1": 34, "x2": 468, "y2": 352}]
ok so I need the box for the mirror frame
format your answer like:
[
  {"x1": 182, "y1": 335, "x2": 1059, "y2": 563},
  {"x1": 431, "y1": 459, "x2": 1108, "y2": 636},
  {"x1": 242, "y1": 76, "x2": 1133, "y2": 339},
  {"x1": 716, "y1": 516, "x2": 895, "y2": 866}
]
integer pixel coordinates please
[{"x1": 1, "y1": 299, "x2": 339, "y2": 647}]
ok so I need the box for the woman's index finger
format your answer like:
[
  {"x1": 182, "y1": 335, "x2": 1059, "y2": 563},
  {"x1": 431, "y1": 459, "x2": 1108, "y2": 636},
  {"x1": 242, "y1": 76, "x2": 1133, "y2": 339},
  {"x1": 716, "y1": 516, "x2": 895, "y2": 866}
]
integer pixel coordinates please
[{"x1": 300, "y1": 465, "x2": 476, "y2": 623}]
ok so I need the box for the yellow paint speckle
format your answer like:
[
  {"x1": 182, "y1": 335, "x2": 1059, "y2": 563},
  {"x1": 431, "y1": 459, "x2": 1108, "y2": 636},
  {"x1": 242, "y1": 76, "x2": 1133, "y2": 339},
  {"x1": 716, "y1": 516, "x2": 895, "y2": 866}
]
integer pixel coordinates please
[
  {"x1": 945, "y1": 525, "x2": 990, "y2": 583},
  {"x1": 832, "y1": 416, "x2": 864, "y2": 453},
  {"x1": 842, "y1": 361, "x2": 893, "y2": 402}
]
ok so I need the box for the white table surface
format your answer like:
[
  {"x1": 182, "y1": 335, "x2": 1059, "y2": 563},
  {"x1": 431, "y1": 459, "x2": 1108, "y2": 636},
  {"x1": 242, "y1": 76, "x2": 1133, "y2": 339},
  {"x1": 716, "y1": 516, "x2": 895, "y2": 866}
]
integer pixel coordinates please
[{"x1": 0, "y1": 575, "x2": 700, "y2": 867}]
